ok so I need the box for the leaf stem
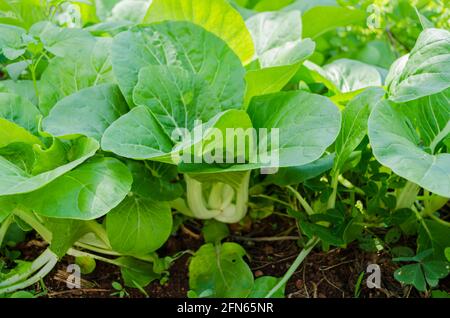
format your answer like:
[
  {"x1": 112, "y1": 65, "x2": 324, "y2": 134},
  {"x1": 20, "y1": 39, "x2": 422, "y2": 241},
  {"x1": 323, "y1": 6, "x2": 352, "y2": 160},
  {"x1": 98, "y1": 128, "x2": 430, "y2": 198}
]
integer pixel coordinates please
[
  {"x1": 0, "y1": 214, "x2": 13, "y2": 247},
  {"x1": 13, "y1": 209, "x2": 52, "y2": 242},
  {"x1": 264, "y1": 236, "x2": 320, "y2": 298},
  {"x1": 286, "y1": 186, "x2": 314, "y2": 215}
]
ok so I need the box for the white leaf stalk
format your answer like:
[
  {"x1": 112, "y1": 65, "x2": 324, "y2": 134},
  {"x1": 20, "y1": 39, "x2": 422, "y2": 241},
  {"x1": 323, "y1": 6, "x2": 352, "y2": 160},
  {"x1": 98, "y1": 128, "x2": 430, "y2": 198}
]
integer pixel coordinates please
[{"x1": 185, "y1": 171, "x2": 251, "y2": 224}]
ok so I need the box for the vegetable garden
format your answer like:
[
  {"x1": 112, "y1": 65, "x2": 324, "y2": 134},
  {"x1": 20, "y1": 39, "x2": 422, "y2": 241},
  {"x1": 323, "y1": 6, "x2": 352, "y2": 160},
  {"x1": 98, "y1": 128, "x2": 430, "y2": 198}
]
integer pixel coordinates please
[{"x1": 0, "y1": 0, "x2": 449, "y2": 299}]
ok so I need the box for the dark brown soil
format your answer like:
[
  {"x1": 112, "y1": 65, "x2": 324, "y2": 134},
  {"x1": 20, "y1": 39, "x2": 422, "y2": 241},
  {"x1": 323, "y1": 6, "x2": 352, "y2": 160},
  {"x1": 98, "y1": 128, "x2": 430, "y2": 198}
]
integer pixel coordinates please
[{"x1": 12, "y1": 214, "x2": 448, "y2": 298}]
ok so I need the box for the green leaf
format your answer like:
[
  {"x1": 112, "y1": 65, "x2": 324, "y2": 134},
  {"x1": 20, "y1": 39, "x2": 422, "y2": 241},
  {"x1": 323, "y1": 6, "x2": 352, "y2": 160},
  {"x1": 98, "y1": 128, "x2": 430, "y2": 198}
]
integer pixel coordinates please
[
  {"x1": 368, "y1": 99, "x2": 450, "y2": 198},
  {"x1": 127, "y1": 161, "x2": 183, "y2": 202},
  {"x1": 394, "y1": 263, "x2": 427, "y2": 292},
  {"x1": 101, "y1": 106, "x2": 173, "y2": 161},
  {"x1": 115, "y1": 257, "x2": 161, "y2": 288},
  {"x1": 422, "y1": 261, "x2": 450, "y2": 287},
  {"x1": 0, "y1": 0, "x2": 47, "y2": 29},
  {"x1": 43, "y1": 84, "x2": 128, "y2": 141},
  {"x1": 248, "y1": 276, "x2": 285, "y2": 298},
  {"x1": 244, "y1": 63, "x2": 302, "y2": 107},
  {"x1": 386, "y1": 28, "x2": 450, "y2": 103},
  {"x1": 0, "y1": 118, "x2": 42, "y2": 148},
  {"x1": 3, "y1": 47, "x2": 25, "y2": 60},
  {"x1": 400, "y1": 89, "x2": 450, "y2": 153},
  {"x1": 133, "y1": 65, "x2": 222, "y2": 136},
  {"x1": 323, "y1": 59, "x2": 387, "y2": 93},
  {"x1": 22, "y1": 157, "x2": 132, "y2": 220},
  {"x1": 102, "y1": 107, "x2": 251, "y2": 164},
  {"x1": 5, "y1": 60, "x2": 30, "y2": 80},
  {"x1": 75, "y1": 256, "x2": 96, "y2": 274},
  {"x1": 0, "y1": 137, "x2": 99, "y2": 196},
  {"x1": 39, "y1": 37, "x2": 115, "y2": 115},
  {"x1": 0, "y1": 92, "x2": 41, "y2": 135},
  {"x1": 248, "y1": 91, "x2": 341, "y2": 167},
  {"x1": 246, "y1": 10, "x2": 315, "y2": 67},
  {"x1": 417, "y1": 220, "x2": 450, "y2": 261},
  {"x1": 143, "y1": 0, "x2": 255, "y2": 64},
  {"x1": 202, "y1": 220, "x2": 230, "y2": 243},
  {"x1": 106, "y1": 196, "x2": 172, "y2": 255},
  {"x1": 188, "y1": 242, "x2": 254, "y2": 298},
  {"x1": 266, "y1": 154, "x2": 334, "y2": 186},
  {"x1": 0, "y1": 80, "x2": 37, "y2": 105},
  {"x1": 302, "y1": 5, "x2": 366, "y2": 39},
  {"x1": 45, "y1": 218, "x2": 89, "y2": 258},
  {"x1": 111, "y1": 22, "x2": 245, "y2": 108},
  {"x1": 0, "y1": 23, "x2": 25, "y2": 50},
  {"x1": 333, "y1": 87, "x2": 385, "y2": 173},
  {"x1": 29, "y1": 21, "x2": 95, "y2": 57},
  {"x1": 445, "y1": 247, "x2": 450, "y2": 262},
  {"x1": 31, "y1": 138, "x2": 68, "y2": 175}
]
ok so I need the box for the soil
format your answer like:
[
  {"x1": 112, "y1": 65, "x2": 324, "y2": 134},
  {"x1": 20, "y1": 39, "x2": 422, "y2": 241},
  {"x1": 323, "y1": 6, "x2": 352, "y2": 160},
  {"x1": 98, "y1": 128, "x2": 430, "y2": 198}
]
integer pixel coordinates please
[{"x1": 11, "y1": 214, "x2": 449, "y2": 298}]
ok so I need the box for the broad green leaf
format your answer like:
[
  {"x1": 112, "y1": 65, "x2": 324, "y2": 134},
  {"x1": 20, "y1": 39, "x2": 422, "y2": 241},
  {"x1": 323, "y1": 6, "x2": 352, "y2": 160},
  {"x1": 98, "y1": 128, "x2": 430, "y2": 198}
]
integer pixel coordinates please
[
  {"x1": 2, "y1": 47, "x2": 25, "y2": 60},
  {"x1": 115, "y1": 257, "x2": 160, "y2": 288},
  {"x1": 0, "y1": 80, "x2": 37, "y2": 105},
  {"x1": 333, "y1": 87, "x2": 385, "y2": 173},
  {"x1": 401, "y1": 89, "x2": 450, "y2": 153},
  {"x1": 394, "y1": 263, "x2": 427, "y2": 292},
  {"x1": 188, "y1": 242, "x2": 254, "y2": 298},
  {"x1": 422, "y1": 261, "x2": 450, "y2": 287},
  {"x1": 23, "y1": 157, "x2": 132, "y2": 220},
  {"x1": 0, "y1": 23, "x2": 25, "y2": 50},
  {"x1": 265, "y1": 154, "x2": 334, "y2": 186},
  {"x1": 43, "y1": 84, "x2": 128, "y2": 141},
  {"x1": 418, "y1": 220, "x2": 450, "y2": 261},
  {"x1": 39, "y1": 37, "x2": 115, "y2": 115},
  {"x1": 143, "y1": 0, "x2": 254, "y2": 64},
  {"x1": 0, "y1": 142, "x2": 35, "y2": 173},
  {"x1": 180, "y1": 91, "x2": 341, "y2": 173},
  {"x1": 31, "y1": 138, "x2": 68, "y2": 175},
  {"x1": 302, "y1": 6, "x2": 366, "y2": 39},
  {"x1": 246, "y1": 10, "x2": 314, "y2": 67},
  {"x1": 45, "y1": 218, "x2": 89, "y2": 258},
  {"x1": 323, "y1": 59, "x2": 387, "y2": 93},
  {"x1": 244, "y1": 63, "x2": 302, "y2": 107},
  {"x1": 248, "y1": 276, "x2": 285, "y2": 298},
  {"x1": 101, "y1": 107, "x2": 251, "y2": 164},
  {"x1": 293, "y1": 60, "x2": 339, "y2": 93},
  {"x1": 106, "y1": 196, "x2": 172, "y2": 255},
  {"x1": 0, "y1": 92, "x2": 41, "y2": 135},
  {"x1": 0, "y1": 118, "x2": 42, "y2": 148},
  {"x1": 127, "y1": 161, "x2": 183, "y2": 202},
  {"x1": 111, "y1": 22, "x2": 245, "y2": 108},
  {"x1": 5, "y1": 60, "x2": 30, "y2": 80},
  {"x1": 29, "y1": 21, "x2": 95, "y2": 57},
  {"x1": 202, "y1": 220, "x2": 230, "y2": 243},
  {"x1": 386, "y1": 28, "x2": 450, "y2": 103},
  {"x1": 368, "y1": 100, "x2": 450, "y2": 198},
  {"x1": 133, "y1": 65, "x2": 221, "y2": 136},
  {"x1": 0, "y1": 0, "x2": 47, "y2": 29},
  {"x1": 0, "y1": 137, "x2": 99, "y2": 196},
  {"x1": 248, "y1": 91, "x2": 341, "y2": 167},
  {"x1": 101, "y1": 106, "x2": 173, "y2": 161},
  {"x1": 356, "y1": 40, "x2": 397, "y2": 69},
  {"x1": 246, "y1": 10, "x2": 301, "y2": 58}
]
